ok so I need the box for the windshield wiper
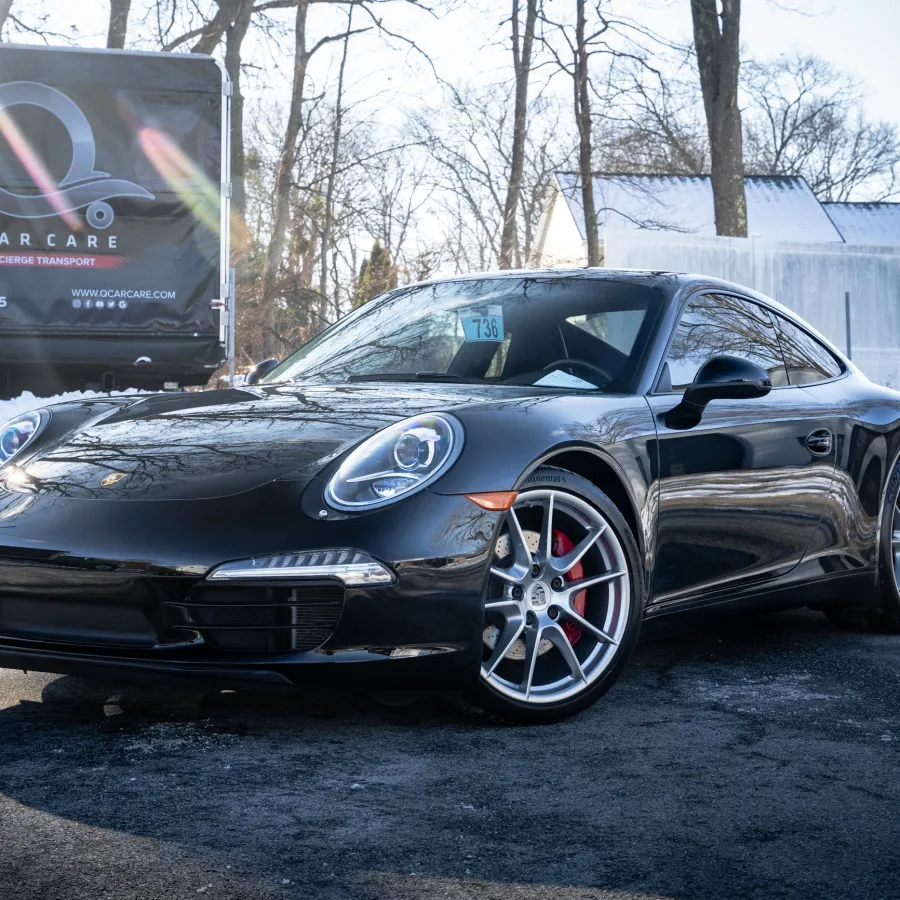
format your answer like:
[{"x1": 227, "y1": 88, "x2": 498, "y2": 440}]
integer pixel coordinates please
[{"x1": 346, "y1": 372, "x2": 482, "y2": 384}]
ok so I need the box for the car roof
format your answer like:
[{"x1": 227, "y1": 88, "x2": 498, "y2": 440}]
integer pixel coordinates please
[{"x1": 408, "y1": 266, "x2": 683, "y2": 286}]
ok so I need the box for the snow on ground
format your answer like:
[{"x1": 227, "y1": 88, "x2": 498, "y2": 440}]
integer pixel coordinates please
[{"x1": 0, "y1": 389, "x2": 148, "y2": 423}]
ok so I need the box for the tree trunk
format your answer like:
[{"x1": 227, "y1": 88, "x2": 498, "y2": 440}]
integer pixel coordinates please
[
  {"x1": 224, "y1": 0, "x2": 254, "y2": 220},
  {"x1": 0, "y1": 0, "x2": 14, "y2": 37},
  {"x1": 691, "y1": 0, "x2": 747, "y2": 237},
  {"x1": 574, "y1": 0, "x2": 600, "y2": 266},
  {"x1": 498, "y1": 0, "x2": 537, "y2": 270},
  {"x1": 193, "y1": 0, "x2": 242, "y2": 55},
  {"x1": 106, "y1": 0, "x2": 131, "y2": 49},
  {"x1": 260, "y1": 0, "x2": 311, "y2": 360},
  {"x1": 318, "y1": 6, "x2": 354, "y2": 327}
]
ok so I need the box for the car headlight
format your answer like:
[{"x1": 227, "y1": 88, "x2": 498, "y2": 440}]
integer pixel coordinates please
[
  {"x1": 325, "y1": 413, "x2": 463, "y2": 511},
  {"x1": 0, "y1": 410, "x2": 47, "y2": 467}
]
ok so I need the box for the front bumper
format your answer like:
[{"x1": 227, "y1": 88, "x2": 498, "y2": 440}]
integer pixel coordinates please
[{"x1": 0, "y1": 483, "x2": 502, "y2": 689}]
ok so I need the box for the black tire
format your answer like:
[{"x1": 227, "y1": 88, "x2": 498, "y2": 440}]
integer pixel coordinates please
[
  {"x1": 462, "y1": 466, "x2": 645, "y2": 724},
  {"x1": 823, "y1": 457, "x2": 900, "y2": 634}
]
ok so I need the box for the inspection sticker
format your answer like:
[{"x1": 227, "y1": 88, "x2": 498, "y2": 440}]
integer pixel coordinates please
[{"x1": 460, "y1": 305, "x2": 504, "y2": 342}]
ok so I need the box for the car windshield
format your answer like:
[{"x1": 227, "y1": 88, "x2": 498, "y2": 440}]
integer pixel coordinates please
[{"x1": 265, "y1": 275, "x2": 663, "y2": 392}]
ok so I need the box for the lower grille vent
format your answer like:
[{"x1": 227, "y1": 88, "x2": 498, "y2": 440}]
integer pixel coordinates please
[
  {"x1": 291, "y1": 590, "x2": 344, "y2": 651},
  {"x1": 168, "y1": 583, "x2": 345, "y2": 653},
  {"x1": 199, "y1": 606, "x2": 268, "y2": 628}
]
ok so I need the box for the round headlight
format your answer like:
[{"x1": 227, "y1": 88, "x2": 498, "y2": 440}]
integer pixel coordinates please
[
  {"x1": 325, "y1": 413, "x2": 463, "y2": 511},
  {"x1": 0, "y1": 410, "x2": 46, "y2": 467}
]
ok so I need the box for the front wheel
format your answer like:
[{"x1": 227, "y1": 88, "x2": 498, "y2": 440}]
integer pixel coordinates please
[{"x1": 464, "y1": 467, "x2": 644, "y2": 724}]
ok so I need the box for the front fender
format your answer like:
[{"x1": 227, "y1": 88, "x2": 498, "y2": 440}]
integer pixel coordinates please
[{"x1": 430, "y1": 395, "x2": 657, "y2": 496}]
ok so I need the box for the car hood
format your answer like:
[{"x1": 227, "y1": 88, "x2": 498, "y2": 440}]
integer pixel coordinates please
[{"x1": 7, "y1": 383, "x2": 540, "y2": 501}]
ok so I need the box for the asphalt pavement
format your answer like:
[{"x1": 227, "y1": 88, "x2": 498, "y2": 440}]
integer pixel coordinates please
[{"x1": 0, "y1": 608, "x2": 898, "y2": 900}]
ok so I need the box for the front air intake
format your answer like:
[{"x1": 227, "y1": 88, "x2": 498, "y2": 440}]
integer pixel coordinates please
[
  {"x1": 166, "y1": 583, "x2": 345, "y2": 653},
  {"x1": 289, "y1": 586, "x2": 344, "y2": 650}
]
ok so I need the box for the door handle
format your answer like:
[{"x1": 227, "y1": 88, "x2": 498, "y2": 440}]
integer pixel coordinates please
[{"x1": 805, "y1": 428, "x2": 833, "y2": 456}]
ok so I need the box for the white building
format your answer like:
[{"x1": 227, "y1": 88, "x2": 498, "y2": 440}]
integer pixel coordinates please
[{"x1": 532, "y1": 173, "x2": 900, "y2": 266}]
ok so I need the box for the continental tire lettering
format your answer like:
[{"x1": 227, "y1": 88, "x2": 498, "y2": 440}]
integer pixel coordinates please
[{"x1": 521, "y1": 472, "x2": 566, "y2": 485}]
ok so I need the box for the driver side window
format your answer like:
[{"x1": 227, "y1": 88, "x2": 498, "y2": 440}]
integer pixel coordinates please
[{"x1": 661, "y1": 293, "x2": 788, "y2": 392}]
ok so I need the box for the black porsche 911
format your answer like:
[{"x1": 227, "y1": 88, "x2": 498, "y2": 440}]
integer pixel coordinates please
[{"x1": 1, "y1": 269, "x2": 898, "y2": 722}]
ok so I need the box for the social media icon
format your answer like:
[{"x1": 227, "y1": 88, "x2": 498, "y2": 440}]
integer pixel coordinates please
[
  {"x1": 84, "y1": 299, "x2": 93, "y2": 309},
  {"x1": 72, "y1": 299, "x2": 82, "y2": 309},
  {"x1": 118, "y1": 300, "x2": 128, "y2": 309},
  {"x1": 106, "y1": 300, "x2": 115, "y2": 309}
]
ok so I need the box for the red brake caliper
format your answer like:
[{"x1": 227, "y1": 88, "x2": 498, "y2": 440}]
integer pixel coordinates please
[{"x1": 553, "y1": 530, "x2": 585, "y2": 645}]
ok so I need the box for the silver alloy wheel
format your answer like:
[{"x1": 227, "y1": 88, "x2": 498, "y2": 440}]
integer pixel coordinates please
[
  {"x1": 480, "y1": 488, "x2": 631, "y2": 704},
  {"x1": 892, "y1": 499, "x2": 900, "y2": 589}
]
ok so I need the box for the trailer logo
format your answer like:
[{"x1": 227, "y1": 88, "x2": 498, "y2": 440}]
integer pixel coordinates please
[{"x1": 0, "y1": 81, "x2": 154, "y2": 228}]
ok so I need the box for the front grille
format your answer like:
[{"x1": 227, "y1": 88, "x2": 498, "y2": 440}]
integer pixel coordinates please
[
  {"x1": 196, "y1": 606, "x2": 268, "y2": 628},
  {"x1": 166, "y1": 583, "x2": 345, "y2": 653}
]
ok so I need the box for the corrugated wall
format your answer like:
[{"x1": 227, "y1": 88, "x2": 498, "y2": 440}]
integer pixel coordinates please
[{"x1": 604, "y1": 227, "x2": 900, "y2": 387}]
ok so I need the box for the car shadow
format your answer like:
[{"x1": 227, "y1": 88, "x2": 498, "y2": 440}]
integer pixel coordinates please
[{"x1": 1, "y1": 607, "x2": 897, "y2": 900}]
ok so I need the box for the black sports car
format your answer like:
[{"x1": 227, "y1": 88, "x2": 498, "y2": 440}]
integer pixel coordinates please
[{"x1": 1, "y1": 270, "x2": 898, "y2": 722}]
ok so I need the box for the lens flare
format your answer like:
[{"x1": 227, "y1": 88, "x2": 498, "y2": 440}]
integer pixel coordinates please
[
  {"x1": 138, "y1": 127, "x2": 220, "y2": 235},
  {"x1": 0, "y1": 106, "x2": 82, "y2": 230}
]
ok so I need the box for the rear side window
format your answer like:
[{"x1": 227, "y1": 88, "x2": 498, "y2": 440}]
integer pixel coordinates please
[{"x1": 771, "y1": 313, "x2": 844, "y2": 385}]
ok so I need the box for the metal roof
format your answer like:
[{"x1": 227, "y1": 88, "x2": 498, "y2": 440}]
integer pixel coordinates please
[
  {"x1": 822, "y1": 202, "x2": 900, "y2": 247},
  {"x1": 556, "y1": 173, "x2": 845, "y2": 243}
]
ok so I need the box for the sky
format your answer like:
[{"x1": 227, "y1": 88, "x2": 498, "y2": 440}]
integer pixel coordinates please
[{"x1": 24, "y1": 0, "x2": 900, "y2": 132}]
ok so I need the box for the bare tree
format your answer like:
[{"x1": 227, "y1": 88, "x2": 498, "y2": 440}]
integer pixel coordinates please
[
  {"x1": 499, "y1": 0, "x2": 538, "y2": 269},
  {"x1": 319, "y1": 5, "x2": 355, "y2": 321},
  {"x1": 691, "y1": 0, "x2": 747, "y2": 236},
  {"x1": 256, "y1": 0, "x2": 439, "y2": 357},
  {"x1": 0, "y1": 1, "x2": 13, "y2": 36},
  {"x1": 412, "y1": 84, "x2": 508, "y2": 270},
  {"x1": 414, "y1": 82, "x2": 568, "y2": 274},
  {"x1": 106, "y1": 0, "x2": 131, "y2": 49},
  {"x1": 259, "y1": 0, "x2": 313, "y2": 359},
  {"x1": 362, "y1": 150, "x2": 431, "y2": 274},
  {"x1": 155, "y1": 0, "x2": 246, "y2": 54},
  {"x1": 743, "y1": 54, "x2": 900, "y2": 202},
  {"x1": 0, "y1": 0, "x2": 72, "y2": 42},
  {"x1": 572, "y1": 0, "x2": 600, "y2": 264},
  {"x1": 192, "y1": 0, "x2": 243, "y2": 54},
  {"x1": 223, "y1": 0, "x2": 255, "y2": 219},
  {"x1": 594, "y1": 58, "x2": 708, "y2": 176},
  {"x1": 537, "y1": 2, "x2": 659, "y2": 265}
]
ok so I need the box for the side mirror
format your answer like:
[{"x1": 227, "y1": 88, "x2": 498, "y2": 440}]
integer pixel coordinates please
[
  {"x1": 245, "y1": 357, "x2": 280, "y2": 386},
  {"x1": 665, "y1": 355, "x2": 772, "y2": 430}
]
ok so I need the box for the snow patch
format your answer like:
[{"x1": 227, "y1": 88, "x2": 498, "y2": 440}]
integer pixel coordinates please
[
  {"x1": 123, "y1": 721, "x2": 237, "y2": 755},
  {"x1": 0, "y1": 389, "x2": 148, "y2": 423},
  {"x1": 693, "y1": 673, "x2": 846, "y2": 708}
]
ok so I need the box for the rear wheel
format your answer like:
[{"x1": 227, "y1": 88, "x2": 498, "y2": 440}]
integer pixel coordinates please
[
  {"x1": 823, "y1": 457, "x2": 900, "y2": 633},
  {"x1": 464, "y1": 467, "x2": 644, "y2": 724}
]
